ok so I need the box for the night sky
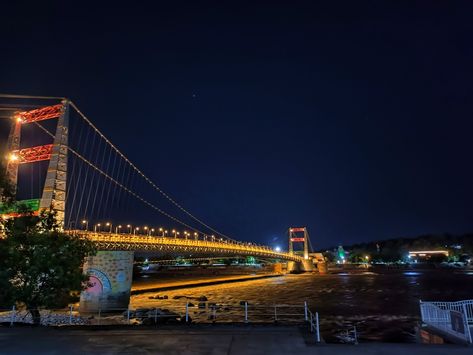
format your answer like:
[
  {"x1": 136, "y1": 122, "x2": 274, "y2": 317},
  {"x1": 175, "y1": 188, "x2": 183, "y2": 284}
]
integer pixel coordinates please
[{"x1": 1, "y1": 1, "x2": 472, "y2": 249}]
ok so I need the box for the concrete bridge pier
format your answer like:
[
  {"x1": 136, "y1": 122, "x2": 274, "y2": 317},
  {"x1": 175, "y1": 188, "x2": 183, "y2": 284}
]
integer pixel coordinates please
[
  {"x1": 287, "y1": 259, "x2": 315, "y2": 273},
  {"x1": 80, "y1": 251, "x2": 134, "y2": 312}
]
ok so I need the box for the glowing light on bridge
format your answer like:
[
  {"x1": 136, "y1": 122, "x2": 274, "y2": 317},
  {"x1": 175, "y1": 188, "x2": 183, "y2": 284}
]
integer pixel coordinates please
[{"x1": 7, "y1": 153, "x2": 18, "y2": 162}]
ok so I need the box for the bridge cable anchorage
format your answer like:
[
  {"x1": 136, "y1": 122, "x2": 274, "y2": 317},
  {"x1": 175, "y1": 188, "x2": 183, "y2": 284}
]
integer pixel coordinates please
[
  {"x1": 33, "y1": 121, "x2": 209, "y2": 235},
  {"x1": 68, "y1": 101, "x2": 236, "y2": 242}
]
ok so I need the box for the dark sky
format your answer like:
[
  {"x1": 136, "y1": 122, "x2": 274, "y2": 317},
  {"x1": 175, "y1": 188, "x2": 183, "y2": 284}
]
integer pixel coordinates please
[{"x1": 1, "y1": 1, "x2": 472, "y2": 249}]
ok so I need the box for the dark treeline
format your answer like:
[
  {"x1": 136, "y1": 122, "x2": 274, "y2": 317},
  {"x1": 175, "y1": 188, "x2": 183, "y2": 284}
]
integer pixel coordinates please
[{"x1": 322, "y1": 233, "x2": 473, "y2": 263}]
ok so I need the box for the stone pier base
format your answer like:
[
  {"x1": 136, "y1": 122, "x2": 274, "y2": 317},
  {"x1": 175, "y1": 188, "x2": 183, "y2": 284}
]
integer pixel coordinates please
[
  {"x1": 80, "y1": 251, "x2": 134, "y2": 312},
  {"x1": 287, "y1": 259, "x2": 315, "y2": 273}
]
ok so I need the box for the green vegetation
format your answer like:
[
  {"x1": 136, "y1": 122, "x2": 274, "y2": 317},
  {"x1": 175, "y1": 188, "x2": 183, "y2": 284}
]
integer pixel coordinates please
[{"x1": 0, "y1": 169, "x2": 95, "y2": 324}]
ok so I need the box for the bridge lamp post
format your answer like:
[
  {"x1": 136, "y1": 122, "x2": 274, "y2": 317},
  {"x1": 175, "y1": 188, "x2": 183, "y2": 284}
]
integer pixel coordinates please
[
  {"x1": 194, "y1": 232, "x2": 198, "y2": 240},
  {"x1": 151, "y1": 228, "x2": 155, "y2": 236},
  {"x1": 127, "y1": 224, "x2": 132, "y2": 234},
  {"x1": 211, "y1": 235, "x2": 215, "y2": 242},
  {"x1": 172, "y1": 229, "x2": 176, "y2": 238},
  {"x1": 144, "y1": 226, "x2": 149, "y2": 236},
  {"x1": 177, "y1": 232, "x2": 180, "y2": 238},
  {"x1": 115, "y1": 225, "x2": 122, "y2": 234},
  {"x1": 159, "y1": 227, "x2": 163, "y2": 237},
  {"x1": 81, "y1": 220, "x2": 88, "y2": 230},
  {"x1": 164, "y1": 230, "x2": 168, "y2": 237},
  {"x1": 94, "y1": 223, "x2": 101, "y2": 232},
  {"x1": 106, "y1": 222, "x2": 112, "y2": 233},
  {"x1": 134, "y1": 227, "x2": 140, "y2": 235}
]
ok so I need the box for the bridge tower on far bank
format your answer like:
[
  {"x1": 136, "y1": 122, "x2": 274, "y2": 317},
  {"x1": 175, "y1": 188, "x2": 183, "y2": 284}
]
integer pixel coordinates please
[
  {"x1": 288, "y1": 227, "x2": 309, "y2": 260},
  {"x1": 287, "y1": 227, "x2": 314, "y2": 272}
]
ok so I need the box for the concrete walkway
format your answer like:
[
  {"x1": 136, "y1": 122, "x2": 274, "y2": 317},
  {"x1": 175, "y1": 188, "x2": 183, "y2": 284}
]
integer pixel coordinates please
[{"x1": 0, "y1": 326, "x2": 470, "y2": 354}]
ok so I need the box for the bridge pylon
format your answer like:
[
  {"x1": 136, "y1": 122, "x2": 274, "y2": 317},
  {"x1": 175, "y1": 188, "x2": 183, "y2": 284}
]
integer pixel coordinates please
[
  {"x1": 288, "y1": 227, "x2": 309, "y2": 260},
  {"x1": 4, "y1": 101, "x2": 69, "y2": 227},
  {"x1": 288, "y1": 227, "x2": 314, "y2": 272}
]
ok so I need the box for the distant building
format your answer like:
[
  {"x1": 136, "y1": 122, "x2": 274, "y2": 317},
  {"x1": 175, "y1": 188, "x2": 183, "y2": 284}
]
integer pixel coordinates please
[{"x1": 408, "y1": 250, "x2": 448, "y2": 262}]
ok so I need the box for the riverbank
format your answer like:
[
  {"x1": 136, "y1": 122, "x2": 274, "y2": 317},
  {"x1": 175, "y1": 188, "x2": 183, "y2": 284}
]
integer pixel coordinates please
[
  {"x1": 131, "y1": 273, "x2": 283, "y2": 294},
  {"x1": 0, "y1": 326, "x2": 470, "y2": 354}
]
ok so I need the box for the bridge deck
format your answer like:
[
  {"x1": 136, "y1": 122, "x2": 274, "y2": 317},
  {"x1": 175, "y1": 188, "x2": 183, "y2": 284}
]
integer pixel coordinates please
[{"x1": 72, "y1": 231, "x2": 304, "y2": 262}]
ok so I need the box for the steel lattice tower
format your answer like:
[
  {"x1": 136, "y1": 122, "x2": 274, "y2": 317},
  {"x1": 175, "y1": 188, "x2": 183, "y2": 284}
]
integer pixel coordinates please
[{"x1": 5, "y1": 100, "x2": 69, "y2": 226}]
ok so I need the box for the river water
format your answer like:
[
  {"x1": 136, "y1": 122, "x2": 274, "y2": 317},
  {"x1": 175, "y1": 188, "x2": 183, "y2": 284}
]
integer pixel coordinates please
[{"x1": 130, "y1": 270, "x2": 473, "y2": 342}]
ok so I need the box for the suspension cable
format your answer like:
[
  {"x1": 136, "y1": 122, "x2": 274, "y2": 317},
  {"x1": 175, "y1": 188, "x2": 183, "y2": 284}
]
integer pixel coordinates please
[
  {"x1": 33, "y1": 121, "x2": 209, "y2": 235},
  {"x1": 68, "y1": 101, "x2": 236, "y2": 241}
]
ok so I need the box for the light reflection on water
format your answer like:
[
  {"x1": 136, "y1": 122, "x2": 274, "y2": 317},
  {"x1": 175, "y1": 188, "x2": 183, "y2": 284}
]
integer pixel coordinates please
[
  {"x1": 403, "y1": 272, "x2": 421, "y2": 276},
  {"x1": 131, "y1": 270, "x2": 473, "y2": 343}
]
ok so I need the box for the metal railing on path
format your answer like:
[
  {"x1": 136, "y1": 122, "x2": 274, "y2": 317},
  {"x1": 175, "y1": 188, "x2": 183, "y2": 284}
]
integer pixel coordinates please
[
  {"x1": 0, "y1": 301, "x2": 321, "y2": 342},
  {"x1": 419, "y1": 299, "x2": 473, "y2": 344}
]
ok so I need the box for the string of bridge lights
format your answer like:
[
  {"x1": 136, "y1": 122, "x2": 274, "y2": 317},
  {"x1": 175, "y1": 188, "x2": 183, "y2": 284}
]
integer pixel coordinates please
[{"x1": 78, "y1": 221, "x2": 230, "y2": 243}]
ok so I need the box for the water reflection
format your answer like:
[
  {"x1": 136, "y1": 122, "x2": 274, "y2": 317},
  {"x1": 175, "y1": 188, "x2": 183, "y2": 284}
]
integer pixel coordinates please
[{"x1": 131, "y1": 270, "x2": 473, "y2": 343}]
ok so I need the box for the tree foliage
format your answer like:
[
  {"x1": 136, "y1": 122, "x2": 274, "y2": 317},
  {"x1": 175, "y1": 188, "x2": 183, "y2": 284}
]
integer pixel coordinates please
[{"x1": 0, "y1": 168, "x2": 96, "y2": 322}]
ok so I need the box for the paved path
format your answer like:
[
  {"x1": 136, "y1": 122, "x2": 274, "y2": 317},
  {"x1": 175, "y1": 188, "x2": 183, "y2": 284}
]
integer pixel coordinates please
[{"x1": 0, "y1": 326, "x2": 470, "y2": 354}]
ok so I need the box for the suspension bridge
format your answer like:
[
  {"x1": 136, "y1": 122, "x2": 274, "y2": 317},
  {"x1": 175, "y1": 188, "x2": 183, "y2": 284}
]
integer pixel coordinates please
[{"x1": 0, "y1": 94, "x2": 315, "y2": 311}]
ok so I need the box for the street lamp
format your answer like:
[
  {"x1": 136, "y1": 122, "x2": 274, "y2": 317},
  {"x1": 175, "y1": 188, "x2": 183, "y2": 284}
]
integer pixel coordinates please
[
  {"x1": 115, "y1": 225, "x2": 122, "y2": 234},
  {"x1": 151, "y1": 228, "x2": 155, "y2": 236},
  {"x1": 172, "y1": 229, "x2": 176, "y2": 238},
  {"x1": 164, "y1": 230, "x2": 168, "y2": 237},
  {"x1": 94, "y1": 223, "x2": 101, "y2": 232},
  {"x1": 105, "y1": 222, "x2": 112, "y2": 233},
  {"x1": 194, "y1": 232, "x2": 198, "y2": 240},
  {"x1": 144, "y1": 226, "x2": 149, "y2": 236},
  {"x1": 134, "y1": 227, "x2": 140, "y2": 235},
  {"x1": 127, "y1": 224, "x2": 132, "y2": 234},
  {"x1": 159, "y1": 227, "x2": 163, "y2": 237},
  {"x1": 81, "y1": 220, "x2": 88, "y2": 230}
]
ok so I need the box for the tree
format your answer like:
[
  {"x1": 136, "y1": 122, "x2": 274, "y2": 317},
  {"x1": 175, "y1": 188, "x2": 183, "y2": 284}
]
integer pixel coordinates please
[{"x1": 0, "y1": 177, "x2": 96, "y2": 324}]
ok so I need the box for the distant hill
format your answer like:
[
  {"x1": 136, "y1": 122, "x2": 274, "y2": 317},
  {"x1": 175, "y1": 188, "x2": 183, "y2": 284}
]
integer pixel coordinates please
[{"x1": 320, "y1": 233, "x2": 473, "y2": 262}]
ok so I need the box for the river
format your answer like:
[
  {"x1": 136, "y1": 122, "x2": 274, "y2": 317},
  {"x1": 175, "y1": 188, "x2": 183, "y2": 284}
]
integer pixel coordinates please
[{"x1": 130, "y1": 269, "x2": 473, "y2": 342}]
